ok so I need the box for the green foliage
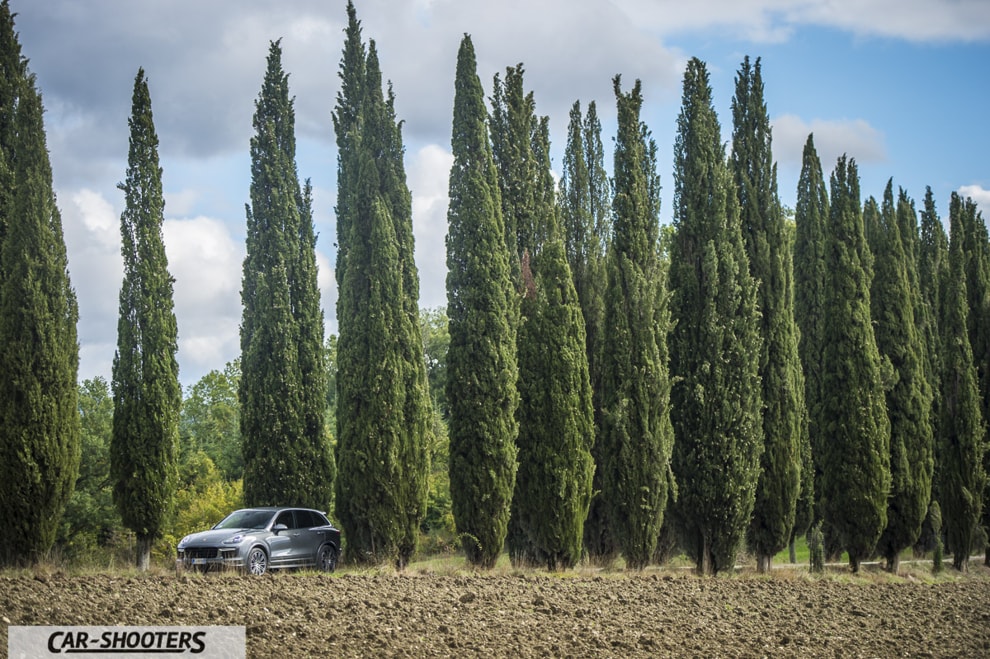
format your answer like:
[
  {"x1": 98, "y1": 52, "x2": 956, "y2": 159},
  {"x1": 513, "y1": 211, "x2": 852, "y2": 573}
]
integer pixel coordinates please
[
  {"x1": 0, "y1": 3, "x2": 80, "y2": 565},
  {"x1": 420, "y1": 308, "x2": 450, "y2": 418},
  {"x1": 939, "y1": 193, "x2": 986, "y2": 572},
  {"x1": 731, "y1": 56, "x2": 805, "y2": 570},
  {"x1": 869, "y1": 181, "x2": 933, "y2": 571},
  {"x1": 58, "y1": 378, "x2": 123, "y2": 559},
  {"x1": 110, "y1": 69, "x2": 181, "y2": 569},
  {"x1": 333, "y1": 9, "x2": 432, "y2": 566},
  {"x1": 180, "y1": 361, "x2": 241, "y2": 481},
  {"x1": 558, "y1": 100, "x2": 613, "y2": 563},
  {"x1": 157, "y1": 452, "x2": 243, "y2": 561},
  {"x1": 668, "y1": 58, "x2": 763, "y2": 576},
  {"x1": 599, "y1": 76, "x2": 674, "y2": 571},
  {"x1": 241, "y1": 41, "x2": 333, "y2": 511},
  {"x1": 445, "y1": 35, "x2": 519, "y2": 569},
  {"x1": 819, "y1": 156, "x2": 890, "y2": 572}
]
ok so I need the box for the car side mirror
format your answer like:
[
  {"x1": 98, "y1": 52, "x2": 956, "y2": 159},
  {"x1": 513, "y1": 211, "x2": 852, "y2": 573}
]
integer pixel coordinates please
[{"x1": 273, "y1": 523, "x2": 289, "y2": 535}]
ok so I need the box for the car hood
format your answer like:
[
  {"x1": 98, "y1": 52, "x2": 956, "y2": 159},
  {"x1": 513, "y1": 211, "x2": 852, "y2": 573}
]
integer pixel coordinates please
[{"x1": 180, "y1": 528, "x2": 265, "y2": 547}]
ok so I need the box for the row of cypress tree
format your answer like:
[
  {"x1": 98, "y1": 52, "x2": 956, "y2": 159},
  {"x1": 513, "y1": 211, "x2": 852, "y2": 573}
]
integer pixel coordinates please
[
  {"x1": 441, "y1": 32, "x2": 988, "y2": 575},
  {"x1": 2, "y1": 0, "x2": 986, "y2": 575}
]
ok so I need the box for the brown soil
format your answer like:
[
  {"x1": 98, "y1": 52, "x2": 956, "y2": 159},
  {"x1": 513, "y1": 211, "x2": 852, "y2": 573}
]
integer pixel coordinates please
[{"x1": 2, "y1": 567, "x2": 990, "y2": 657}]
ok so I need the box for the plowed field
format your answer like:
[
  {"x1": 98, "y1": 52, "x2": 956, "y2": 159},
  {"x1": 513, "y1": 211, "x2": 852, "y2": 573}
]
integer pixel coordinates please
[{"x1": 3, "y1": 566, "x2": 989, "y2": 657}]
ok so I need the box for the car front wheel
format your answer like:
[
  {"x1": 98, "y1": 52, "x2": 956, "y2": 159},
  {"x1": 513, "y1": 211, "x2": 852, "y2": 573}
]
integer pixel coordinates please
[
  {"x1": 318, "y1": 544, "x2": 338, "y2": 572},
  {"x1": 247, "y1": 547, "x2": 268, "y2": 575}
]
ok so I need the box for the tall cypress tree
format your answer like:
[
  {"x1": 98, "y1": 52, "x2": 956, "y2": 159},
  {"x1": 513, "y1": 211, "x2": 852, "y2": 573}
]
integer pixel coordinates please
[
  {"x1": 110, "y1": 69, "x2": 180, "y2": 570},
  {"x1": 869, "y1": 181, "x2": 933, "y2": 573},
  {"x1": 940, "y1": 192, "x2": 986, "y2": 571},
  {"x1": 792, "y1": 135, "x2": 828, "y2": 552},
  {"x1": 917, "y1": 187, "x2": 949, "y2": 554},
  {"x1": 819, "y1": 156, "x2": 890, "y2": 572},
  {"x1": 0, "y1": 6, "x2": 80, "y2": 564},
  {"x1": 669, "y1": 58, "x2": 763, "y2": 575},
  {"x1": 794, "y1": 135, "x2": 829, "y2": 540},
  {"x1": 957, "y1": 195, "x2": 990, "y2": 564},
  {"x1": 599, "y1": 76, "x2": 674, "y2": 571},
  {"x1": 445, "y1": 35, "x2": 518, "y2": 568},
  {"x1": 334, "y1": 30, "x2": 431, "y2": 566},
  {"x1": 730, "y1": 56, "x2": 804, "y2": 573},
  {"x1": 241, "y1": 41, "x2": 332, "y2": 511},
  {"x1": 559, "y1": 100, "x2": 613, "y2": 562},
  {"x1": 490, "y1": 65, "x2": 540, "y2": 565},
  {"x1": 514, "y1": 229, "x2": 595, "y2": 571}
]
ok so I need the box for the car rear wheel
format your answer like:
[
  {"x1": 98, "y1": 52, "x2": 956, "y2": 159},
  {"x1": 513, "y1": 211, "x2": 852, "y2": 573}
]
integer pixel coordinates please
[
  {"x1": 318, "y1": 544, "x2": 338, "y2": 572},
  {"x1": 247, "y1": 547, "x2": 268, "y2": 575}
]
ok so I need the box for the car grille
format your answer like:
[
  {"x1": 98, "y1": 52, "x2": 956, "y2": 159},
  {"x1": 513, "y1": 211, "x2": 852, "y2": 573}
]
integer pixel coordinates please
[{"x1": 182, "y1": 547, "x2": 219, "y2": 559}]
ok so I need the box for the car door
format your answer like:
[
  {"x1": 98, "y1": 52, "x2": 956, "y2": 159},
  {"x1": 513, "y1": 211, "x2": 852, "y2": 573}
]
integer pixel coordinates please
[
  {"x1": 266, "y1": 510, "x2": 295, "y2": 567},
  {"x1": 287, "y1": 509, "x2": 326, "y2": 566}
]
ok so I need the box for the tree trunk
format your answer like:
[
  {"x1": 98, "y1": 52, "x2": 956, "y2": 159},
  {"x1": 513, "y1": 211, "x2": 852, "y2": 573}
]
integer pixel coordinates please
[
  {"x1": 788, "y1": 539, "x2": 797, "y2": 564},
  {"x1": 136, "y1": 533, "x2": 153, "y2": 571},
  {"x1": 698, "y1": 536, "x2": 713, "y2": 576},
  {"x1": 886, "y1": 552, "x2": 900, "y2": 574},
  {"x1": 756, "y1": 553, "x2": 771, "y2": 574},
  {"x1": 849, "y1": 554, "x2": 860, "y2": 574}
]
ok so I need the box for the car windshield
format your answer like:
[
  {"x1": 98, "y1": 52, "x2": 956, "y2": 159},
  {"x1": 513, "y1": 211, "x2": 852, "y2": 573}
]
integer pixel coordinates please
[{"x1": 214, "y1": 510, "x2": 274, "y2": 530}]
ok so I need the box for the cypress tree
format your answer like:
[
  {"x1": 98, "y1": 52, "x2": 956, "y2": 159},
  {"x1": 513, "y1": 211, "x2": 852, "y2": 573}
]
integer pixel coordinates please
[
  {"x1": 792, "y1": 135, "x2": 828, "y2": 553},
  {"x1": 334, "y1": 29, "x2": 432, "y2": 566},
  {"x1": 445, "y1": 34, "x2": 518, "y2": 568},
  {"x1": 819, "y1": 156, "x2": 890, "y2": 572},
  {"x1": 669, "y1": 58, "x2": 763, "y2": 576},
  {"x1": 870, "y1": 181, "x2": 933, "y2": 573},
  {"x1": 730, "y1": 56, "x2": 805, "y2": 573},
  {"x1": 0, "y1": 8, "x2": 80, "y2": 564},
  {"x1": 490, "y1": 64, "x2": 540, "y2": 565},
  {"x1": 958, "y1": 195, "x2": 990, "y2": 564},
  {"x1": 514, "y1": 232, "x2": 595, "y2": 571},
  {"x1": 940, "y1": 193, "x2": 986, "y2": 571},
  {"x1": 916, "y1": 188, "x2": 949, "y2": 556},
  {"x1": 599, "y1": 76, "x2": 673, "y2": 571},
  {"x1": 241, "y1": 41, "x2": 332, "y2": 510},
  {"x1": 559, "y1": 101, "x2": 613, "y2": 563},
  {"x1": 109, "y1": 69, "x2": 181, "y2": 570}
]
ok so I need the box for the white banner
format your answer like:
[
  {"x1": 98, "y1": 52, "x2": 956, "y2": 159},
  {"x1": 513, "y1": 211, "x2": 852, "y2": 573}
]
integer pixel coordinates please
[{"x1": 8, "y1": 626, "x2": 245, "y2": 658}]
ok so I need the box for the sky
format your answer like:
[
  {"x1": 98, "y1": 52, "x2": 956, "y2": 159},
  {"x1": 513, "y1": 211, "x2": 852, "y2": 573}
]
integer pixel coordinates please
[{"x1": 9, "y1": 0, "x2": 990, "y2": 388}]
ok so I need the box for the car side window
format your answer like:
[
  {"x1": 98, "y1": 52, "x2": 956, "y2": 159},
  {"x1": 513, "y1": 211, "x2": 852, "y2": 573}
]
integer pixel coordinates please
[
  {"x1": 296, "y1": 510, "x2": 318, "y2": 529},
  {"x1": 275, "y1": 511, "x2": 294, "y2": 528}
]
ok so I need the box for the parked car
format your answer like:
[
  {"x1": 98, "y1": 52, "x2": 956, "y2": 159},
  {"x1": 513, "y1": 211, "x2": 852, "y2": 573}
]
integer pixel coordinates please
[{"x1": 176, "y1": 507, "x2": 341, "y2": 575}]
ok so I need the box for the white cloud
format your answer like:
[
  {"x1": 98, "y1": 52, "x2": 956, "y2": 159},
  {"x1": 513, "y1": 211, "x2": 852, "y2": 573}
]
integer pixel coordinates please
[
  {"x1": 409, "y1": 144, "x2": 454, "y2": 312},
  {"x1": 772, "y1": 114, "x2": 886, "y2": 169},
  {"x1": 317, "y1": 251, "x2": 337, "y2": 337},
  {"x1": 959, "y1": 184, "x2": 990, "y2": 217},
  {"x1": 163, "y1": 216, "x2": 244, "y2": 383},
  {"x1": 62, "y1": 188, "x2": 123, "y2": 383}
]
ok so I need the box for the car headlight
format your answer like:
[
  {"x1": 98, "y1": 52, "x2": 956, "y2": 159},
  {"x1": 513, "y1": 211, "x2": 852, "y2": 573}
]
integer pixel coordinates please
[
  {"x1": 178, "y1": 536, "x2": 191, "y2": 548},
  {"x1": 223, "y1": 534, "x2": 245, "y2": 545}
]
